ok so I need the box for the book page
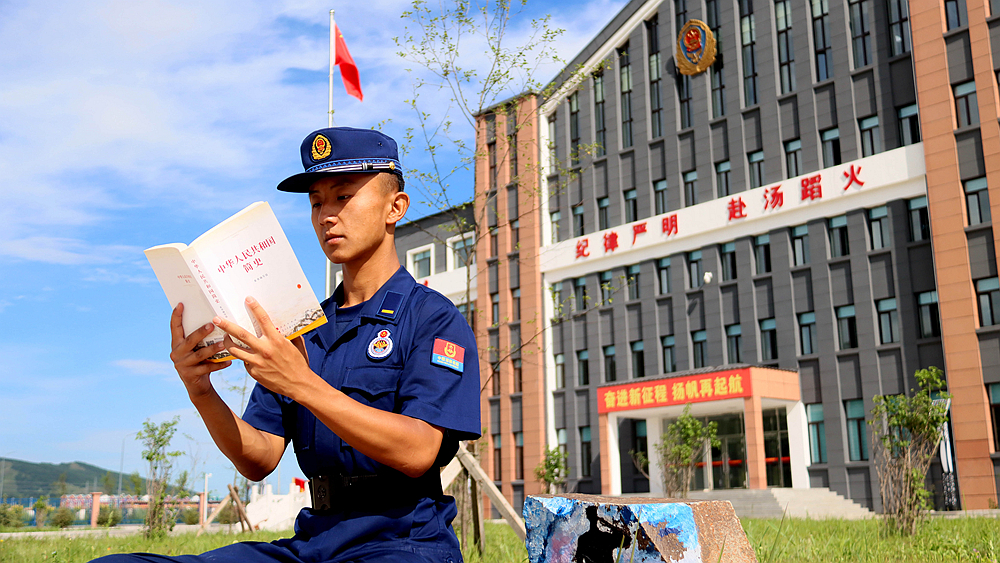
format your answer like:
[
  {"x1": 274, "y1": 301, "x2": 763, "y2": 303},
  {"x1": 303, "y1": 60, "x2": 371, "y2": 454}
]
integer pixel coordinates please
[
  {"x1": 189, "y1": 202, "x2": 326, "y2": 341},
  {"x1": 144, "y1": 244, "x2": 227, "y2": 345}
]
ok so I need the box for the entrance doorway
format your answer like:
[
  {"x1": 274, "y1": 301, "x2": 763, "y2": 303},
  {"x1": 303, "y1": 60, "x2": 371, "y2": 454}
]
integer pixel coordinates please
[
  {"x1": 710, "y1": 414, "x2": 747, "y2": 489},
  {"x1": 763, "y1": 408, "x2": 792, "y2": 487}
]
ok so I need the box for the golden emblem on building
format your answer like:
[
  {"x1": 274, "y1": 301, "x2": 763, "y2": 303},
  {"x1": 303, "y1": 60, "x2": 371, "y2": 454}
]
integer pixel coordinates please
[
  {"x1": 311, "y1": 134, "x2": 332, "y2": 161},
  {"x1": 675, "y1": 19, "x2": 717, "y2": 76}
]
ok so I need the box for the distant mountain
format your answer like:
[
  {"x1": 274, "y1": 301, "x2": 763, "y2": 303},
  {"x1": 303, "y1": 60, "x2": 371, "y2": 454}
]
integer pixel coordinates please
[{"x1": 0, "y1": 458, "x2": 146, "y2": 499}]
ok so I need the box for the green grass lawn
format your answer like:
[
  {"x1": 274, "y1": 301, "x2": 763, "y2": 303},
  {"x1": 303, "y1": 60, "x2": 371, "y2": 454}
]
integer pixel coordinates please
[{"x1": 1, "y1": 517, "x2": 998, "y2": 562}]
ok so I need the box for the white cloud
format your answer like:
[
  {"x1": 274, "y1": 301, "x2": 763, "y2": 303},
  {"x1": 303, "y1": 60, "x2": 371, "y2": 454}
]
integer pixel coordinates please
[{"x1": 113, "y1": 359, "x2": 176, "y2": 377}]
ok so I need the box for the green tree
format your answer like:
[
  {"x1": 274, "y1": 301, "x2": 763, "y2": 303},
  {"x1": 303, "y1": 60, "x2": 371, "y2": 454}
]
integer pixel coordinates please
[
  {"x1": 51, "y1": 506, "x2": 75, "y2": 528},
  {"x1": 127, "y1": 471, "x2": 143, "y2": 496},
  {"x1": 870, "y1": 366, "x2": 951, "y2": 535},
  {"x1": 138, "y1": 417, "x2": 182, "y2": 538},
  {"x1": 33, "y1": 496, "x2": 49, "y2": 527},
  {"x1": 533, "y1": 446, "x2": 568, "y2": 494},
  {"x1": 100, "y1": 471, "x2": 116, "y2": 494},
  {"x1": 97, "y1": 505, "x2": 121, "y2": 527},
  {"x1": 52, "y1": 473, "x2": 68, "y2": 497},
  {"x1": 653, "y1": 404, "x2": 720, "y2": 498},
  {"x1": 0, "y1": 503, "x2": 26, "y2": 528}
]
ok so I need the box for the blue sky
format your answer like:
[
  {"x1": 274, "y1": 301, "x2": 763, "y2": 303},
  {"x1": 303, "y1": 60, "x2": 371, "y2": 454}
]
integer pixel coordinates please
[{"x1": 0, "y1": 0, "x2": 628, "y2": 497}]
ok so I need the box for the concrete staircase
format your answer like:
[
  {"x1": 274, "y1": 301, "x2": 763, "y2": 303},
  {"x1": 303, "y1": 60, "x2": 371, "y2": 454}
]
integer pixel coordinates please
[{"x1": 686, "y1": 488, "x2": 873, "y2": 520}]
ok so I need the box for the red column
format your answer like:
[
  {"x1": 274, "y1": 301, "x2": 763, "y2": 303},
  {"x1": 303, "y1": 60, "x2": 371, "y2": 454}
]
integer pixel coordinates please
[{"x1": 90, "y1": 492, "x2": 101, "y2": 527}]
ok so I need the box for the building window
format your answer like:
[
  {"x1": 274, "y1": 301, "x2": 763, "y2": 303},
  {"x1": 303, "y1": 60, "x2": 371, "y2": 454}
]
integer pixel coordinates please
[
  {"x1": 678, "y1": 74, "x2": 692, "y2": 129},
  {"x1": 574, "y1": 277, "x2": 588, "y2": 312},
  {"x1": 508, "y1": 107, "x2": 518, "y2": 179},
  {"x1": 909, "y1": 196, "x2": 930, "y2": 241},
  {"x1": 491, "y1": 292, "x2": 500, "y2": 325},
  {"x1": 411, "y1": 248, "x2": 432, "y2": 278},
  {"x1": 898, "y1": 104, "x2": 920, "y2": 145},
  {"x1": 624, "y1": 189, "x2": 638, "y2": 223},
  {"x1": 845, "y1": 399, "x2": 869, "y2": 461},
  {"x1": 554, "y1": 353, "x2": 565, "y2": 389},
  {"x1": 573, "y1": 204, "x2": 585, "y2": 237},
  {"x1": 627, "y1": 264, "x2": 641, "y2": 300},
  {"x1": 888, "y1": 0, "x2": 910, "y2": 56},
  {"x1": 784, "y1": 139, "x2": 801, "y2": 178},
  {"x1": 597, "y1": 197, "x2": 610, "y2": 231},
  {"x1": 692, "y1": 330, "x2": 708, "y2": 369},
  {"x1": 720, "y1": 242, "x2": 737, "y2": 281},
  {"x1": 631, "y1": 340, "x2": 645, "y2": 378},
  {"x1": 514, "y1": 431, "x2": 524, "y2": 480},
  {"x1": 648, "y1": 15, "x2": 663, "y2": 138},
  {"x1": 726, "y1": 324, "x2": 743, "y2": 364},
  {"x1": 711, "y1": 65, "x2": 726, "y2": 119},
  {"x1": 977, "y1": 277, "x2": 1000, "y2": 326},
  {"x1": 600, "y1": 270, "x2": 614, "y2": 304},
  {"x1": 859, "y1": 116, "x2": 880, "y2": 156},
  {"x1": 799, "y1": 312, "x2": 817, "y2": 355},
  {"x1": 849, "y1": 0, "x2": 871, "y2": 68},
  {"x1": 594, "y1": 72, "x2": 607, "y2": 156},
  {"x1": 683, "y1": 171, "x2": 698, "y2": 207},
  {"x1": 812, "y1": 0, "x2": 832, "y2": 81},
  {"x1": 490, "y1": 227, "x2": 498, "y2": 257},
  {"x1": 658, "y1": 258, "x2": 671, "y2": 294},
  {"x1": 792, "y1": 224, "x2": 810, "y2": 266},
  {"x1": 550, "y1": 210, "x2": 562, "y2": 244},
  {"x1": 869, "y1": 206, "x2": 889, "y2": 250},
  {"x1": 604, "y1": 345, "x2": 617, "y2": 382},
  {"x1": 775, "y1": 0, "x2": 795, "y2": 94},
  {"x1": 965, "y1": 177, "x2": 991, "y2": 226},
  {"x1": 557, "y1": 428, "x2": 567, "y2": 455},
  {"x1": 688, "y1": 250, "x2": 703, "y2": 289},
  {"x1": 577, "y1": 350, "x2": 590, "y2": 385},
  {"x1": 569, "y1": 92, "x2": 581, "y2": 165},
  {"x1": 580, "y1": 426, "x2": 593, "y2": 477},
  {"x1": 551, "y1": 282, "x2": 564, "y2": 319},
  {"x1": 654, "y1": 180, "x2": 669, "y2": 215},
  {"x1": 829, "y1": 215, "x2": 849, "y2": 257},
  {"x1": 450, "y1": 234, "x2": 475, "y2": 269},
  {"x1": 675, "y1": 0, "x2": 687, "y2": 33},
  {"x1": 837, "y1": 305, "x2": 859, "y2": 350},
  {"x1": 821, "y1": 128, "x2": 841, "y2": 167},
  {"x1": 989, "y1": 384, "x2": 1000, "y2": 451},
  {"x1": 547, "y1": 116, "x2": 557, "y2": 174},
  {"x1": 491, "y1": 361, "x2": 500, "y2": 395},
  {"x1": 510, "y1": 219, "x2": 520, "y2": 250},
  {"x1": 917, "y1": 291, "x2": 940, "y2": 338},
  {"x1": 877, "y1": 298, "x2": 899, "y2": 344},
  {"x1": 760, "y1": 318, "x2": 778, "y2": 360},
  {"x1": 488, "y1": 118, "x2": 498, "y2": 190},
  {"x1": 715, "y1": 161, "x2": 731, "y2": 198},
  {"x1": 807, "y1": 404, "x2": 827, "y2": 463},
  {"x1": 512, "y1": 288, "x2": 521, "y2": 321},
  {"x1": 457, "y1": 303, "x2": 475, "y2": 333},
  {"x1": 662, "y1": 335, "x2": 677, "y2": 372},
  {"x1": 754, "y1": 234, "x2": 771, "y2": 274},
  {"x1": 740, "y1": 0, "x2": 758, "y2": 106},
  {"x1": 748, "y1": 150, "x2": 764, "y2": 188},
  {"x1": 619, "y1": 42, "x2": 633, "y2": 148},
  {"x1": 954, "y1": 81, "x2": 978, "y2": 128},
  {"x1": 493, "y1": 433, "x2": 502, "y2": 479},
  {"x1": 945, "y1": 0, "x2": 964, "y2": 30}
]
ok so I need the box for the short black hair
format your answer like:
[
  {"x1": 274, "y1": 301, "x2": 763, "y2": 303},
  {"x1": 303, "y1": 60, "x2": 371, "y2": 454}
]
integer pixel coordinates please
[{"x1": 380, "y1": 171, "x2": 405, "y2": 192}]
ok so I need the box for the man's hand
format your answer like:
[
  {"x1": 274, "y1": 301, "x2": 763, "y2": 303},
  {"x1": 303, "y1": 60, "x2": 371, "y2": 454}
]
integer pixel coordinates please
[
  {"x1": 169, "y1": 303, "x2": 231, "y2": 398},
  {"x1": 213, "y1": 297, "x2": 314, "y2": 400}
]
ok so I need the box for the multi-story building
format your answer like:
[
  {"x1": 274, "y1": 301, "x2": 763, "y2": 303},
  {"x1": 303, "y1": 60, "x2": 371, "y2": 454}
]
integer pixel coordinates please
[{"x1": 465, "y1": 0, "x2": 1000, "y2": 513}]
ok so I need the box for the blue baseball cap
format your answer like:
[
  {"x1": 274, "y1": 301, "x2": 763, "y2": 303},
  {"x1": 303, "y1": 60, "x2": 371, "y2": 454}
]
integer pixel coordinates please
[{"x1": 277, "y1": 127, "x2": 404, "y2": 192}]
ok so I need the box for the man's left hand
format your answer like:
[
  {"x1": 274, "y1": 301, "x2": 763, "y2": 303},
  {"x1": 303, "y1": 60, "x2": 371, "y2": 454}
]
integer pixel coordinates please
[{"x1": 213, "y1": 296, "x2": 314, "y2": 399}]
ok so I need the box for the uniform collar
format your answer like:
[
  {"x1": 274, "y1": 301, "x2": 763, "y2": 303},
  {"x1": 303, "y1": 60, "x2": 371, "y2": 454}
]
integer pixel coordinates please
[{"x1": 313, "y1": 266, "x2": 414, "y2": 350}]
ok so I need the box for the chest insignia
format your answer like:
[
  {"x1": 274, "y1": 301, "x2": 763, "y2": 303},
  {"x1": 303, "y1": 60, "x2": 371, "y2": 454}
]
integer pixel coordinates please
[{"x1": 367, "y1": 329, "x2": 394, "y2": 360}]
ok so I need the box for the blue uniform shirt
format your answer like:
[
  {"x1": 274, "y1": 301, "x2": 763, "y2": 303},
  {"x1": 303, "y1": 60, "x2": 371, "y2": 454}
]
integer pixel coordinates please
[{"x1": 242, "y1": 267, "x2": 481, "y2": 562}]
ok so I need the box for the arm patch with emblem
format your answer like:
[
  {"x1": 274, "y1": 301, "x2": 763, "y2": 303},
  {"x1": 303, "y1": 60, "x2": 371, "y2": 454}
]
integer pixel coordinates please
[{"x1": 431, "y1": 338, "x2": 465, "y2": 373}]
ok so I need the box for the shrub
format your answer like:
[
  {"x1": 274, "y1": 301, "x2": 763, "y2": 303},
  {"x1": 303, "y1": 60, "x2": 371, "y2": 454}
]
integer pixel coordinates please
[
  {"x1": 33, "y1": 497, "x2": 49, "y2": 527},
  {"x1": 97, "y1": 506, "x2": 122, "y2": 527},
  {"x1": 51, "y1": 507, "x2": 75, "y2": 528},
  {"x1": 0, "y1": 503, "x2": 26, "y2": 528},
  {"x1": 181, "y1": 507, "x2": 200, "y2": 525},
  {"x1": 216, "y1": 503, "x2": 239, "y2": 525}
]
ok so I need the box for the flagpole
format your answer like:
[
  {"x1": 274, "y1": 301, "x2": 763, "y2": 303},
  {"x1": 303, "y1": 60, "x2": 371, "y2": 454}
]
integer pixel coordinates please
[
  {"x1": 325, "y1": 8, "x2": 335, "y2": 297},
  {"x1": 327, "y1": 10, "x2": 337, "y2": 127}
]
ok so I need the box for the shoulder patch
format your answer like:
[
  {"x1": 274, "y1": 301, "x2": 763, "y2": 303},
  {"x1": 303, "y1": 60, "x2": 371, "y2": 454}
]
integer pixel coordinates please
[
  {"x1": 377, "y1": 291, "x2": 404, "y2": 320},
  {"x1": 431, "y1": 338, "x2": 465, "y2": 373}
]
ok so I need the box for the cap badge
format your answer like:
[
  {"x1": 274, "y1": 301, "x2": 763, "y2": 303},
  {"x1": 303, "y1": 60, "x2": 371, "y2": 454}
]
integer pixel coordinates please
[
  {"x1": 368, "y1": 329, "x2": 393, "y2": 360},
  {"x1": 311, "y1": 134, "x2": 332, "y2": 161}
]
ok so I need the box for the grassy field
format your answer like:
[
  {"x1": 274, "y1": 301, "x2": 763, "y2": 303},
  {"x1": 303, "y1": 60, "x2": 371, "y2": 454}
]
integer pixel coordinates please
[{"x1": 1, "y1": 517, "x2": 998, "y2": 562}]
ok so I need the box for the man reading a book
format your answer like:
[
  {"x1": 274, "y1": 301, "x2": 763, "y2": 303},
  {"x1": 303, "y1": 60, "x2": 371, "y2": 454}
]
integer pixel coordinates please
[{"x1": 96, "y1": 127, "x2": 480, "y2": 563}]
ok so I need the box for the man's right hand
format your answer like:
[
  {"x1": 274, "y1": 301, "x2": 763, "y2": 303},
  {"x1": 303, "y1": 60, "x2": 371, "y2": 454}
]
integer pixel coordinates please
[{"x1": 169, "y1": 303, "x2": 232, "y2": 398}]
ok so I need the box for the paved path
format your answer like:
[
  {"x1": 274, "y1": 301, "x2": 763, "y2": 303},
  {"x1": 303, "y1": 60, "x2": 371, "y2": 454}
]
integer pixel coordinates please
[{"x1": 0, "y1": 523, "x2": 266, "y2": 540}]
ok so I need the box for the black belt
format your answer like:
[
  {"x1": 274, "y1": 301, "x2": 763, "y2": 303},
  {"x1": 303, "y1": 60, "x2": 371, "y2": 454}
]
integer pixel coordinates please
[{"x1": 308, "y1": 470, "x2": 443, "y2": 512}]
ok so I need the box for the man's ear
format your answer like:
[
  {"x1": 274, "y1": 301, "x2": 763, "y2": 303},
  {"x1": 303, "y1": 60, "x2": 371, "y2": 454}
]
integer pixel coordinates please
[{"x1": 387, "y1": 190, "x2": 409, "y2": 225}]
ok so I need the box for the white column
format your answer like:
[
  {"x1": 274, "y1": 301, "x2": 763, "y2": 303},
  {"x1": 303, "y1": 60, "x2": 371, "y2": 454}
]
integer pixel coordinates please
[
  {"x1": 606, "y1": 414, "x2": 622, "y2": 495},
  {"x1": 646, "y1": 415, "x2": 664, "y2": 496},
  {"x1": 786, "y1": 401, "x2": 810, "y2": 488}
]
